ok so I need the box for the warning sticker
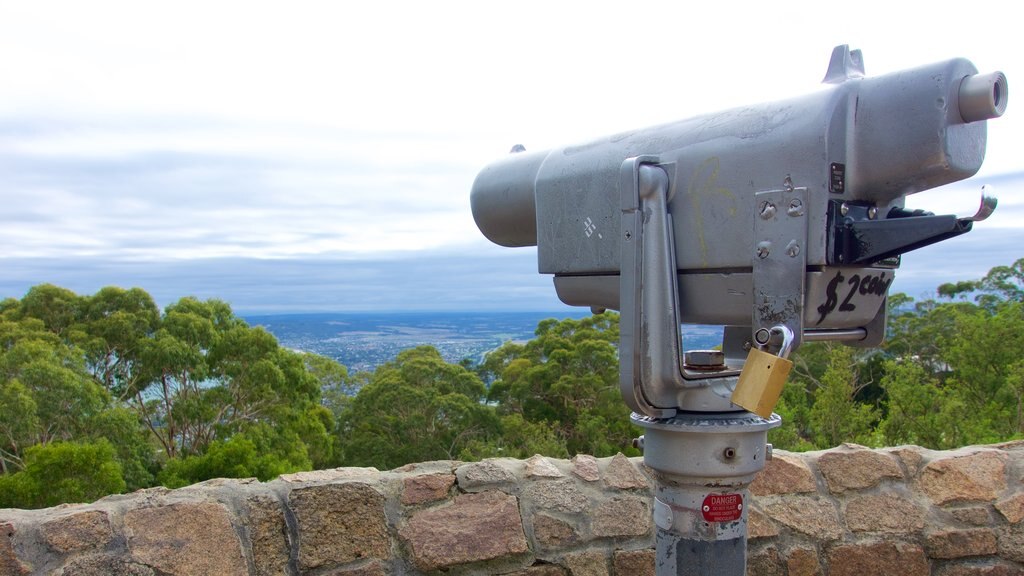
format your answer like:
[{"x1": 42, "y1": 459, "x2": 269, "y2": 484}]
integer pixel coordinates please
[{"x1": 701, "y1": 493, "x2": 743, "y2": 523}]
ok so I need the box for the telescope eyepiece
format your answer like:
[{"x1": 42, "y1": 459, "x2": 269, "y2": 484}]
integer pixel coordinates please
[{"x1": 959, "y1": 71, "x2": 1009, "y2": 123}]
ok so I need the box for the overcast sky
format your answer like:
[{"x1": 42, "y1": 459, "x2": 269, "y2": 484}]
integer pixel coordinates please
[{"x1": 0, "y1": 1, "x2": 1020, "y2": 314}]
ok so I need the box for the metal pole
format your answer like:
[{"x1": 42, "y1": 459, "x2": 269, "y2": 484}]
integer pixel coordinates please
[{"x1": 633, "y1": 408, "x2": 780, "y2": 576}]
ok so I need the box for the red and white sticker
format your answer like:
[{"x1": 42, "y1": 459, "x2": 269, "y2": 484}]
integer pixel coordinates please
[{"x1": 701, "y1": 493, "x2": 743, "y2": 523}]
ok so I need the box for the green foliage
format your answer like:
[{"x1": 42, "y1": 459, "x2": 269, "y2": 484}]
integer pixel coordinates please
[
  {"x1": 157, "y1": 429, "x2": 309, "y2": 488},
  {"x1": 459, "y1": 413, "x2": 570, "y2": 461},
  {"x1": 0, "y1": 440, "x2": 125, "y2": 509},
  {"x1": 878, "y1": 359, "x2": 967, "y2": 449},
  {"x1": 7, "y1": 258, "x2": 1024, "y2": 506},
  {"x1": 807, "y1": 345, "x2": 879, "y2": 448},
  {"x1": 0, "y1": 283, "x2": 344, "y2": 506},
  {"x1": 482, "y1": 313, "x2": 639, "y2": 458},
  {"x1": 336, "y1": 346, "x2": 500, "y2": 469}
]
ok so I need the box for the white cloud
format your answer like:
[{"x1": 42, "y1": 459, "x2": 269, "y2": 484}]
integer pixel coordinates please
[{"x1": 0, "y1": 0, "x2": 1020, "y2": 311}]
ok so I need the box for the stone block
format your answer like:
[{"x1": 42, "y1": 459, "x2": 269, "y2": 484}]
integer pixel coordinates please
[
  {"x1": 762, "y1": 496, "x2": 843, "y2": 540},
  {"x1": 750, "y1": 453, "x2": 816, "y2": 496},
  {"x1": 747, "y1": 508, "x2": 779, "y2": 539},
  {"x1": 400, "y1": 490, "x2": 528, "y2": 571},
  {"x1": 592, "y1": 496, "x2": 650, "y2": 538},
  {"x1": 997, "y1": 522, "x2": 1024, "y2": 563},
  {"x1": 245, "y1": 494, "x2": 290, "y2": 576},
  {"x1": 920, "y1": 450, "x2": 1008, "y2": 505},
  {"x1": 927, "y1": 528, "x2": 998, "y2": 559},
  {"x1": 456, "y1": 459, "x2": 518, "y2": 490},
  {"x1": 572, "y1": 454, "x2": 600, "y2": 482},
  {"x1": 524, "y1": 479, "x2": 589, "y2": 514},
  {"x1": 612, "y1": 549, "x2": 654, "y2": 576},
  {"x1": 1, "y1": 522, "x2": 29, "y2": 576},
  {"x1": 746, "y1": 546, "x2": 785, "y2": 576},
  {"x1": 603, "y1": 454, "x2": 649, "y2": 490},
  {"x1": 330, "y1": 561, "x2": 387, "y2": 575},
  {"x1": 563, "y1": 550, "x2": 608, "y2": 576},
  {"x1": 825, "y1": 541, "x2": 929, "y2": 576},
  {"x1": 526, "y1": 455, "x2": 564, "y2": 478},
  {"x1": 124, "y1": 501, "x2": 247, "y2": 576},
  {"x1": 886, "y1": 446, "x2": 925, "y2": 477},
  {"x1": 786, "y1": 547, "x2": 821, "y2": 576},
  {"x1": 996, "y1": 493, "x2": 1024, "y2": 524},
  {"x1": 818, "y1": 447, "x2": 902, "y2": 493},
  {"x1": 533, "y1": 513, "x2": 580, "y2": 549},
  {"x1": 41, "y1": 510, "x2": 113, "y2": 553},
  {"x1": 401, "y1": 472, "x2": 455, "y2": 505},
  {"x1": 951, "y1": 507, "x2": 995, "y2": 526},
  {"x1": 55, "y1": 554, "x2": 154, "y2": 575},
  {"x1": 845, "y1": 493, "x2": 926, "y2": 533},
  {"x1": 936, "y1": 562, "x2": 1024, "y2": 576},
  {"x1": 279, "y1": 466, "x2": 378, "y2": 483},
  {"x1": 289, "y1": 482, "x2": 389, "y2": 572}
]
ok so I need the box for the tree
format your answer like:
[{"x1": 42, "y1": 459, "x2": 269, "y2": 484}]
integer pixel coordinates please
[
  {"x1": 336, "y1": 346, "x2": 500, "y2": 469},
  {"x1": 0, "y1": 440, "x2": 125, "y2": 509},
  {"x1": 483, "y1": 313, "x2": 639, "y2": 458},
  {"x1": 940, "y1": 301, "x2": 1024, "y2": 440},
  {"x1": 807, "y1": 344, "x2": 879, "y2": 448},
  {"x1": 0, "y1": 329, "x2": 106, "y2": 470},
  {"x1": 879, "y1": 359, "x2": 968, "y2": 449}
]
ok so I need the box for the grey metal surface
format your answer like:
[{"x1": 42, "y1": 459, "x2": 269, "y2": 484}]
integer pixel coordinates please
[
  {"x1": 752, "y1": 187, "x2": 807, "y2": 349},
  {"x1": 637, "y1": 410, "x2": 779, "y2": 576},
  {"x1": 470, "y1": 47, "x2": 1006, "y2": 339}
]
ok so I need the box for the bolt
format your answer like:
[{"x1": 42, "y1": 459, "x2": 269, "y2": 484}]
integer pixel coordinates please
[
  {"x1": 759, "y1": 201, "x2": 777, "y2": 219},
  {"x1": 783, "y1": 175, "x2": 794, "y2": 191},
  {"x1": 723, "y1": 447, "x2": 737, "y2": 460},
  {"x1": 684, "y1": 350, "x2": 725, "y2": 369},
  {"x1": 786, "y1": 240, "x2": 801, "y2": 258},
  {"x1": 754, "y1": 328, "x2": 771, "y2": 346},
  {"x1": 840, "y1": 203, "x2": 849, "y2": 216},
  {"x1": 787, "y1": 198, "x2": 804, "y2": 217},
  {"x1": 766, "y1": 443, "x2": 774, "y2": 461},
  {"x1": 624, "y1": 230, "x2": 632, "y2": 240},
  {"x1": 757, "y1": 245, "x2": 770, "y2": 259},
  {"x1": 632, "y1": 436, "x2": 645, "y2": 450}
]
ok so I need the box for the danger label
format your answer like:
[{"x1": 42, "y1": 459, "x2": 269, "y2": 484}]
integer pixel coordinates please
[{"x1": 701, "y1": 493, "x2": 743, "y2": 523}]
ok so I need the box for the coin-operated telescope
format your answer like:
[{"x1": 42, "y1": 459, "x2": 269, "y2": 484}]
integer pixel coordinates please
[{"x1": 471, "y1": 45, "x2": 1007, "y2": 575}]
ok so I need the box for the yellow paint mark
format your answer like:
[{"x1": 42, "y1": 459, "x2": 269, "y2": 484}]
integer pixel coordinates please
[{"x1": 687, "y1": 157, "x2": 737, "y2": 266}]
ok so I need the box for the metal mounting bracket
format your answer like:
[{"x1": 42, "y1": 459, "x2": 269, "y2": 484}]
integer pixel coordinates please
[
  {"x1": 619, "y1": 157, "x2": 742, "y2": 419},
  {"x1": 752, "y1": 185, "x2": 808, "y2": 353}
]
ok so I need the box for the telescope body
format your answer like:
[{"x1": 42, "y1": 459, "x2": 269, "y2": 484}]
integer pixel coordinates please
[{"x1": 472, "y1": 54, "x2": 1006, "y2": 331}]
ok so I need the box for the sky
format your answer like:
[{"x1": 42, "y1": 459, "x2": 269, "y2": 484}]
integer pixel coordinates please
[{"x1": 0, "y1": 1, "x2": 1020, "y2": 314}]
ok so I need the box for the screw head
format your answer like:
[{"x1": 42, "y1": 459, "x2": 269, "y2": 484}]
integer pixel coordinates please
[{"x1": 787, "y1": 198, "x2": 804, "y2": 217}]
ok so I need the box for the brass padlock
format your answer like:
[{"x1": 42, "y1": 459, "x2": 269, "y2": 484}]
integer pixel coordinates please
[{"x1": 732, "y1": 327, "x2": 794, "y2": 418}]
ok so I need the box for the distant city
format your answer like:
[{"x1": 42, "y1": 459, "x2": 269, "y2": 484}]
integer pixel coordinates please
[{"x1": 245, "y1": 311, "x2": 724, "y2": 373}]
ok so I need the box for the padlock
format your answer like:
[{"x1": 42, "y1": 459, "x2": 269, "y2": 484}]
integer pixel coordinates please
[{"x1": 731, "y1": 326, "x2": 795, "y2": 418}]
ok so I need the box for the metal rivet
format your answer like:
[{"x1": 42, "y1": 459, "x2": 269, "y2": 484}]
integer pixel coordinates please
[
  {"x1": 759, "y1": 201, "x2": 777, "y2": 220},
  {"x1": 840, "y1": 203, "x2": 849, "y2": 216},
  {"x1": 868, "y1": 206, "x2": 878, "y2": 220},
  {"x1": 787, "y1": 199, "x2": 804, "y2": 217}
]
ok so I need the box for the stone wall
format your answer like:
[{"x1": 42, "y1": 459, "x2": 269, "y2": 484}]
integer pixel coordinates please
[{"x1": 1, "y1": 442, "x2": 1022, "y2": 575}]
